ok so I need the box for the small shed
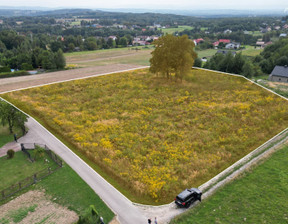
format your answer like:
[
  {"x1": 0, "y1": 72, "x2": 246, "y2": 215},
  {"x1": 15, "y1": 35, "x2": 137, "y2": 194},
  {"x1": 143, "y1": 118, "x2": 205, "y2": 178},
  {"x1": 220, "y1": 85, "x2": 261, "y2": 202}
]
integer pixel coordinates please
[{"x1": 269, "y1": 65, "x2": 288, "y2": 82}]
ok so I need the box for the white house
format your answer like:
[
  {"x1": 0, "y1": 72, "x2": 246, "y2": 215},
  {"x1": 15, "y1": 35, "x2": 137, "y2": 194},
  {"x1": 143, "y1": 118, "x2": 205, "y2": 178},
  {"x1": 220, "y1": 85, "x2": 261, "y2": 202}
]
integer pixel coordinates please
[{"x1": 225, "y1": 42, "x2": 240, "y2": 49}]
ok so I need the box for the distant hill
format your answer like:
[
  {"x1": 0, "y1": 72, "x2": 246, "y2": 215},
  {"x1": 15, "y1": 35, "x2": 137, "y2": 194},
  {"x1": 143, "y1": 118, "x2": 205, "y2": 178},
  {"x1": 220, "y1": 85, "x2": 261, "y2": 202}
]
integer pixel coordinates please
[{"x1": 0, "y1": 7, "x2": 285, "y2": 18}]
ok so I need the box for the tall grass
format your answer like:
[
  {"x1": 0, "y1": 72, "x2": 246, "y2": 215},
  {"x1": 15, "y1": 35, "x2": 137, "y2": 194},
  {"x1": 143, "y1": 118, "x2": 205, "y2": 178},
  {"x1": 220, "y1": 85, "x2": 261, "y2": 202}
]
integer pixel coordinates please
[{"x1": 2, "y1": 68, "x2": 288, "y2": 204}]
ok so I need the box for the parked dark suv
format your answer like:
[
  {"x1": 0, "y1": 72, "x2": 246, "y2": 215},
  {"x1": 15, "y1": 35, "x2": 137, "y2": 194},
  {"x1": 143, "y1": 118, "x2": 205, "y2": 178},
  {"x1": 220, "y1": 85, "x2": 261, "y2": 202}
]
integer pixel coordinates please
[{"x1": 174, "y1": 188, "x2": 202, "y2": 208}]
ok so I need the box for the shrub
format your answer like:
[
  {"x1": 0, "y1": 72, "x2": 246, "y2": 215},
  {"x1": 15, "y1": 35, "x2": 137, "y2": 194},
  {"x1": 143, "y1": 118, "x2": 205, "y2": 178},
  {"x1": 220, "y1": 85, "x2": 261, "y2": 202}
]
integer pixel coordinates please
[
  {"x1": 0, "y1": 71, "x2": 29, "y2": 79},
  {"x1": 21, "y1": 63, "x2": 33, "y2": 71},
  {"x1": 7, "y1": 149, "x2": 15, "y2": 159},
  {"x1": 77, "y1": 205, "x2": 101, "y2": 224},
  {"x1": 0, "y1": 66, "x2": 11, "y2": 73}
]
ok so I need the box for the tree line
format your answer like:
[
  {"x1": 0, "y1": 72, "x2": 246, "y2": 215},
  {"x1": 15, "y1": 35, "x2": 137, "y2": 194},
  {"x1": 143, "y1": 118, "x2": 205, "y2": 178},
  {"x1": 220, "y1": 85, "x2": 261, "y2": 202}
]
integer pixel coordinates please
[{"x1": 203, "y1": 38, "x2": 288, "y2": 77}]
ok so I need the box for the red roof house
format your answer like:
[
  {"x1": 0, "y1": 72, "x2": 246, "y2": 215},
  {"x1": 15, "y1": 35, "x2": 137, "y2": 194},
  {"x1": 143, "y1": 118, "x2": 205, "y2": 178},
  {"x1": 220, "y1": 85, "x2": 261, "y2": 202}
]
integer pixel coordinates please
[{"x1": 219, "y1": 39, "x2": 231, "y2": 44}]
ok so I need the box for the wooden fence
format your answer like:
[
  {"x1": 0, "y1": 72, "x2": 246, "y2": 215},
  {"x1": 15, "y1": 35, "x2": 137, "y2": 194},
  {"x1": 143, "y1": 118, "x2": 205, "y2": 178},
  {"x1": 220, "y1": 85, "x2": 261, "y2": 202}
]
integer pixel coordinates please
[{"x1": 0, "y1": 143, "x2": 62, "y2": 201}]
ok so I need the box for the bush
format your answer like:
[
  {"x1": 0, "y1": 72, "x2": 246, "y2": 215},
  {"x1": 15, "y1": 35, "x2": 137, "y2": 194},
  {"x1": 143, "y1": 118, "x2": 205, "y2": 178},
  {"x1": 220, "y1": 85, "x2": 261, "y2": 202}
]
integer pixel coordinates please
[
  {"x1": 21, "y1": 63, "x2": 33, "y2": 71},
  {"x1": 7, "y1": 149, "x2": 15, "y2": 159},
  {"x1": 0, "y1": 71, "x2": 30, "y2": 79},
  {"x1": 0, "y1": 66, "x2": 11, "y2": 73},
  {"x1": 77, "y1": 205, "x2": 101, "y2": 224}
]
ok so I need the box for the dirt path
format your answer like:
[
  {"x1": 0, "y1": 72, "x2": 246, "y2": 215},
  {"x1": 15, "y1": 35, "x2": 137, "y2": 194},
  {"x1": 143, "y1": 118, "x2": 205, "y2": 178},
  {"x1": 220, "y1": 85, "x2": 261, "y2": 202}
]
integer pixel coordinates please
[
  {"x1": 0, "y1": 190, "x2": 78, "y2": 224},
  {"x1": 0, "y1": 141, "x2": 21, "y2": 157},
  {"x1": 0, "y1": 64, "x2": 144, "y2": 93}
]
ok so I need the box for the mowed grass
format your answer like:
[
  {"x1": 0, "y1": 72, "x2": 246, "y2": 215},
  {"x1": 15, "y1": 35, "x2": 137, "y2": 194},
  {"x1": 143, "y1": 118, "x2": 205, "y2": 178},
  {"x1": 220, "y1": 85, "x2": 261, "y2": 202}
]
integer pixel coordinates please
[
  {"x1": 0, "y1": 120, "x2": 22, "y2": 148},
  {"x1": 65, "y1": 47, "x2": 152, "y2": 67},
  {"x1": 0, "y1": 151, "x2": 55, "y2": 190},
  {"x1": 0, "y1": 155, "x2": 114, "y2": 222},
  {"x1": 162, "y1": 26, "x2": 194, "y2": 34},
  {"x1": 171, "y1": 145, "x2": 288, "y2": 224},
  {"x1": 2, "y1": 68, "x2": 288, "y2": 204},
  {"x1": 34, "y1": 162, "x2": 114, "y2": 222},
  {"x1": 196, "y1": 49, "x2": 218, "y2": 59},
  {"x1": 240, "y1": 45, "x2": 263, "y2": 57}
]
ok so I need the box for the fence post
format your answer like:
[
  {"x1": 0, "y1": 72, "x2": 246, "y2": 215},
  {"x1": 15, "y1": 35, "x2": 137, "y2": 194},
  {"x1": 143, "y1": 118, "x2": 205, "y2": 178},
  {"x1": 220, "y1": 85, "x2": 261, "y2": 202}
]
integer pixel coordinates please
[{"x1": 33, "y1": 174, "x2": 37, "y2": 184}]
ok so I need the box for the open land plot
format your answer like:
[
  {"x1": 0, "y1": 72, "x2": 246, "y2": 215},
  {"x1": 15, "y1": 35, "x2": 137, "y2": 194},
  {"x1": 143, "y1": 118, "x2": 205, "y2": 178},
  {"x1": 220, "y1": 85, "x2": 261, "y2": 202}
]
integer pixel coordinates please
[
  {"x1": 240, "y1": 45, "x2": 263, "y2": 57},
  {"x1": 162, "y1": 26, "x2": 194, "y2": 34},
  {"x1": 196, "y1": 49, "x2": 218, "y2": 59},
  {"x1": 171, "y1": 145, "x2": 288, "y2": 224},
  {"x1": 65, "y1": 47, "x2": 152, "y2": 67},
  {"x1": 2, "y1": 68, "x2": 288, "y2": 204}
]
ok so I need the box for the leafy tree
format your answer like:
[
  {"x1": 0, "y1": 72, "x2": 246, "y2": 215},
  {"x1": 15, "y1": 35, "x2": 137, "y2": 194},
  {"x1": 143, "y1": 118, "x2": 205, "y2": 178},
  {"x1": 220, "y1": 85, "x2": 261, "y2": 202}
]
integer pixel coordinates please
[
  {"x1": 193, "y1": 58, "x2": 202, "y2": 67},
  {"x1": 21, "y1": 63, "x2": 33, "y2": 70},
  {"x1": 77, "y1": 205, "x2": 101, "y2": 224},
  {"x1": 68, "y1": 43, "x2": 75, "y2": 52},
  {"x1": 242, "y1": 61, "x2": 254, "y2": 78},
  {"x1": 0, "y1": 100, "x2": 27, "y2": 134},
  {"x1": 107, "y1": 38, "x2": 116, "y2": 48},
  {"x1": 84, "y1": 37, "x2": 97, "y2": 50},
  {"x1": 54, "y1": 49, "x2": 66, "y2": 69},
  {"x1": 119, "y1": 37, "x2": 128, "y2": 47},
  {"x1": 50, "y1": 41, "x2": 64, "y2": 52},
  {"x1": 150, "y1": 34, "x2": 197, "y2": 81}
]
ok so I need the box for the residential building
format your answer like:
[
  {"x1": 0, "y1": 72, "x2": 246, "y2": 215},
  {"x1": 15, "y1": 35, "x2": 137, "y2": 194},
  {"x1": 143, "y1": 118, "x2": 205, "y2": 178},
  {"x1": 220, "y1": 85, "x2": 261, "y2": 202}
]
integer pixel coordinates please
[{"x1": 269, "y1": 65, "x2": 288, "y2": 82}]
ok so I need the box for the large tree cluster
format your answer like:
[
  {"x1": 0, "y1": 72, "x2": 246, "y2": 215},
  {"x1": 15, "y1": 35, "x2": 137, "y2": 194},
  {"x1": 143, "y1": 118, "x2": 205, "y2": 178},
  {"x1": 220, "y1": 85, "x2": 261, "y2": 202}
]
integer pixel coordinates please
[{"x1": 149, "y1": 34, "x2": 197, "y2": 81}]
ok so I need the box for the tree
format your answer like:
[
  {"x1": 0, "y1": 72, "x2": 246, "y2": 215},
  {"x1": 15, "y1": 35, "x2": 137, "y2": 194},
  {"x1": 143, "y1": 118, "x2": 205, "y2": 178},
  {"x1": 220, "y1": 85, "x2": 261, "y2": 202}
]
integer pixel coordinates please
[
  {"x1": 242, "y1": 61, "x2": 254, "y2": 78},
  {"x1": 149, "y1": 34, "x2": 197, "y2": 81},
  {"x1": 54, "y1": 49, "x2": 66, "y2": 69},
  {"x1": 193, "y1": 58, "x2": 202, "y2": 67},
  {"x1": 0, "y1": 100, "x2": 27, "y2": 134},
  {"x1": 84, "y1": 37, "x2": 97, "y2": 51}
]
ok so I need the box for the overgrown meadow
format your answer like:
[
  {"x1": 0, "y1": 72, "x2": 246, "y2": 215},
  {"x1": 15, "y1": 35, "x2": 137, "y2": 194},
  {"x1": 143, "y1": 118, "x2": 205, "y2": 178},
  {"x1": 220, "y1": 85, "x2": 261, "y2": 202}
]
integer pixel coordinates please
[{"x1": 2, "y1": 69, "x2": 288, "y2": 204}]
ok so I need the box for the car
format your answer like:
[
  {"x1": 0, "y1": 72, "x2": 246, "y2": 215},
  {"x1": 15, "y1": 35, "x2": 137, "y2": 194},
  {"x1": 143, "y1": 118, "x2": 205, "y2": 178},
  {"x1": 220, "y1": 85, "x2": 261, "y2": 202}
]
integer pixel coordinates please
[{"x1": 174, "y1": 188, "x2": 202, "y2": 208}]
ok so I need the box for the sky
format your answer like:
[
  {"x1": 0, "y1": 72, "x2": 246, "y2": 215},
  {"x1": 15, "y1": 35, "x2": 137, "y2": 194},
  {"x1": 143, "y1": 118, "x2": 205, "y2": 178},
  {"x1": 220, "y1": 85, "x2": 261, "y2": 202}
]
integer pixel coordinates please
[{"x1": 0, "y1": 0, "x2": 287, "y2": 10}]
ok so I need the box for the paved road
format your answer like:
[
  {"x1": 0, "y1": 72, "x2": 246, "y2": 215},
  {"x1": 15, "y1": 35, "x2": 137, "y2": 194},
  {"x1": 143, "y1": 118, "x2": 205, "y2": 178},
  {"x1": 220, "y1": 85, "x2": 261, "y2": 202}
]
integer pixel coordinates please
[
  {"x1": 0, "y1": 66, "x2": 149, "y2": 224},
  {"x1": 17, "y1": 117, "x2": 147, "y2": 223}
]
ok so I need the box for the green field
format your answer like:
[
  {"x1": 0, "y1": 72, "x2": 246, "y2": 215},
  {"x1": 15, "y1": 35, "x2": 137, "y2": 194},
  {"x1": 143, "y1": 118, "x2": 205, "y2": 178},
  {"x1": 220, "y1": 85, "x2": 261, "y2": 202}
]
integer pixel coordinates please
[
  {"x1": 196, "y1": 49, "x2": 218, "y2": 59},
  {"x1": 2, "y1": 68, "x2": 288, "y2": 204},
  {"x1": 241, "y1": 45, "x2": 263, "y2": 57},
  {"x1": 34, "y1": 162, "x2": 114, "y2": 221},
  {"x1": 65, "y1": 47, "x2": 152, "y2": 67},
  {"x1": 0, "y1": 152, "x2": 114, "y2": 222},
  {"x1": 0, "y1": 151, "x2": 56, "y2": 190},
  {"x1": 162, "y1": 26, "x2": 194, "y2": 34},
  {"x1": 171, "y1": 145, "x2": 288, "y2": 224}
]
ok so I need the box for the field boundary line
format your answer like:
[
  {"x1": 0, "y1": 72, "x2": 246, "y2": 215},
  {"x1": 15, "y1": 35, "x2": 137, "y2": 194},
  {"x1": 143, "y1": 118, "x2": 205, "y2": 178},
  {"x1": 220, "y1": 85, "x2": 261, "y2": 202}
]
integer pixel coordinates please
[{"x1": 1, "y1": 66, "x2": 288, "y2": 210}]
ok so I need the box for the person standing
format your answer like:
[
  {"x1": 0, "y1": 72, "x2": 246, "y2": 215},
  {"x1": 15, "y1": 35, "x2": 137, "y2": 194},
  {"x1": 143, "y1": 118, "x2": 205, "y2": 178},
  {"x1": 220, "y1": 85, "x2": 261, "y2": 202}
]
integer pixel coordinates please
[
  {"x1": 13, "y1": 133, "x2": 17, "y2": 142},
  {"x1": 154, "y1": 217, "x2": 158, "y2": 224}
]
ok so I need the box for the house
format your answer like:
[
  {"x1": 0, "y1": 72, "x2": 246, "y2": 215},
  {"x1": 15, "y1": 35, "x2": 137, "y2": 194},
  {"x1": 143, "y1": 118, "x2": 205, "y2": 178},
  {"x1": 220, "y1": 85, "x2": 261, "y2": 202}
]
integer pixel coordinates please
[
  {"x1": 224, "y1": 29, "x2": 232, "y2": 34},
  {"x1": 283, "y1": 24, "x2": 288, "y2": 29},
  {"x1": 225, "y1": 42, "x2": 240, "y2": 49},
  {"x1": 216, "y1": 50, "x2": 236, "y2": 56},
  {"x1": 108, "y1": 36, "x2": 117, "y2": 41},
  {"x1": 193, "y1": 38, "x2": 204, "y2": 45},
  {"x1": 219, "y1": 39, "x2": 231, "y2": 44},
  {"x1": 269, "y1": 65, "x2": 288, "y2": 82},
  {"x1": 279, "y1": 33, "x2": 287, "y2": 38},
  {"x1": 256, "y1": 41, "x2": 265, "y2": 48},
  {"x1": 213, "y1": 41, "x2": 219, "y2": 47}
]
